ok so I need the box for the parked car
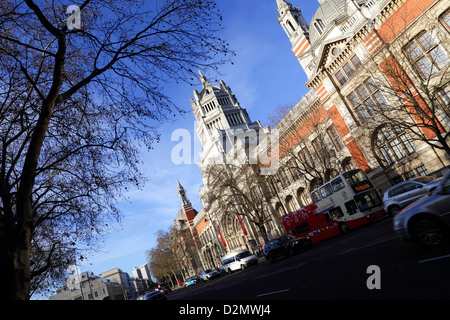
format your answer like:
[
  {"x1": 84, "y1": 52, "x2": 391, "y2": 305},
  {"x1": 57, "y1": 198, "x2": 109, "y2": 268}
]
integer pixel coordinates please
[
  {"x1": 199, "y1": 269, "x2": 221, "y2": 282},
  {"x1": 156, "y1": 285, "x2": 171, "y2": 295},
  {"x1": 383, "y1": 177, "x2": 442, "y2": 216},
  {"x1": 221, "y1": 249, "x2": 258, "y2": 274},
  {"x1": 143, "y1": 290, "x2": 167, "y2": 301},
  {"x1": 184, "y1": 277, "x2": 198, "y2": 287},
  {"x1": 263, "y1": 235, "x2": 312, "y2": 262},
  {"x1": 216, "y1": 266, "x2": 227, "y2": 276},
  {"x1": 393, "y1": 171, "x2": 450, "y2": 246}
]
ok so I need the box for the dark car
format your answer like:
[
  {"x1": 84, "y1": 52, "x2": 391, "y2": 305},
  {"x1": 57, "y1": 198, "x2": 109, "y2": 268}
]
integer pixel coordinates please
[
  {"x1": 216, "y1": 266, "x2": 227, "y2": 276},
  {"x1": 263, "y1": 235, "x2": 312, "y2": 262},
  {"x1": 143, "y1": 290, "x2": 167, "y2": 301},
  {"x1": 393, "y1": 171, "x2": 450, "y2": 246},
  {"x1": 156, "y1": 285, "x2": 171, "y2": 295}
]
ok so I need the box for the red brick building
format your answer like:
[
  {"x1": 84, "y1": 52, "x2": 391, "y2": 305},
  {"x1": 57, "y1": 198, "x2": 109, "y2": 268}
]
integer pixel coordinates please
[{"x1": 270, "y1": 0, "x2": 449, "y2": 217}]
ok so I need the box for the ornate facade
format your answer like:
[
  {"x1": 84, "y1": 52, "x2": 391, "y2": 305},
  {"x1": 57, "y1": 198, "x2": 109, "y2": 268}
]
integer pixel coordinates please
[
  {"x1": 191, "y1": 71, "x2": 283, "y2": 267},
  {"x1": 270, "y1": 0, "x2": 449, "y2": 217},
  {"x1": 174, "y1": 0, "x2": 450, "y2": 273}
]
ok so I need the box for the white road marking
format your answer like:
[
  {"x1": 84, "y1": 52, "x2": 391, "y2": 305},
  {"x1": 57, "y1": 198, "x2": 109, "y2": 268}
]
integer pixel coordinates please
[
  {"x1": 419, "y1": 254, "x2": 450, "y2": 264},
  {"x1": 253, "y1": 263, "x2": 306, "y2": 281},
  {"x1": 256, "y1": 289, "x2": 290, "y2": 297},
  {"x1": 339, "y1": 236, "x2": 401, "y2": 255}
]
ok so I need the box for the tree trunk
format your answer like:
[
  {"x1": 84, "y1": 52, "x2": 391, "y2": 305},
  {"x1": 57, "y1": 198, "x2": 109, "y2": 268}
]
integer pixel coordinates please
[
  {"x1": 6, "y1": 33, "x2": 66, "y2": 300},
  {"x1": 257, "y1": 223, "x2": 269, "y2": 244},
  {"x1": 436, "y1": 133, "x2": 450, "y2": 159},
  {"x1": 12, "y1": 100, "x2": 55, "y2": 300},
  {"x1": 0, "y1": 221, "x2": 23, "y2": 300}
]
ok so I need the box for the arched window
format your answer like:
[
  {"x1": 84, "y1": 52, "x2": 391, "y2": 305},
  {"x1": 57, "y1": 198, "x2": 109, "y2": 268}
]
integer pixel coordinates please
[
  {"x1": 286, "y1": 195, "x2": 299, "y2": 213},
  {"x1": 440, "y1": 8, "x2": 450, "y2": 32},
  {"x1": 275, "y1": 202, "x2": 284, "y2": 218},
  {"x1": 374, "y1": 125, "x2": 416, "y2": 165},
  {"x1": 347, "y1": 77, "x2": 387, "y2": 122},
  {"x1": 275, "y1": 202, "x2": 287, "y2": 217},
  {"x1": 296, "y1": 187, "x2": 312, "y2": 207},
  {"x1": 287, "y1": 20, "x2": 296, "y2": 33},
  {"x1": 314, "y1": 19, "x2": 325, "y2": 35}
]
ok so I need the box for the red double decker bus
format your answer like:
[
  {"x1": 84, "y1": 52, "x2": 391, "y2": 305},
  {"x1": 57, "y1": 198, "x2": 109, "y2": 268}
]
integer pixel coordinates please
[{"x1": 282, "y1": 169, "x2": 386, "y2": 243}]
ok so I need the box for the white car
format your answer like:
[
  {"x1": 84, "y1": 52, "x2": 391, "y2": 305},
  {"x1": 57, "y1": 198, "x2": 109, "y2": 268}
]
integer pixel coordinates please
[
  {"x1": 221, "y1": 249, "x2": 258, "y2": 274},
  {"x1": 393, "y1": 171, "x2": 450, "y2": 246},
  {"x1": 199, "y1": 269, "x2": 221, "y2": 282},
  {"x1": 383, "y1": 177, "x2": 441, "y2": 216}
]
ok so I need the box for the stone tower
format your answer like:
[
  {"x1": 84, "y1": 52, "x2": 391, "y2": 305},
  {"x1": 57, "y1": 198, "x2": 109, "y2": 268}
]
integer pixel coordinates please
[
  {"x1": 177, "y1": 180, "x2": 197, "y2": 228},
  {"x1": 190, "y1": 70, "x2": 263, "y2": 167},
  {"x1": 276, "y1": 0, "x2": 314, "y2": 75}
]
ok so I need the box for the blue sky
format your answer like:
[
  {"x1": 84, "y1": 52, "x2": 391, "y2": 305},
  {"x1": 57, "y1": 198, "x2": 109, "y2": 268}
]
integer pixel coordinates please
[{"x1": 67, "y1": 0, "x2": 320, "y2": 292}]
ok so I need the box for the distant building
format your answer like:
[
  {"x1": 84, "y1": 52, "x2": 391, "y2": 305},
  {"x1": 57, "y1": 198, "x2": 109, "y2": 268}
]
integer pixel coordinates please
[
  {"x1": 50, "y1": 271, "x2": 125, "y2": 300},
  {"x1": 172, "y1": 181, "x2": 204, "y2": 277},
  {"x1": 99, "y1": 268, "x2": 135, "y2": 300},
  {"x1": 132, "y1": 263, "x2": 152, "y2": 281},
  {"x1": 132, "y1": 264, "x2": 155, "y2": 297}
]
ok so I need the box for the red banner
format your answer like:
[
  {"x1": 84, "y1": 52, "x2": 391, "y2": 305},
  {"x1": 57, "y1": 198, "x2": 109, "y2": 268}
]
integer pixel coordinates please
[
  {"x1": 237, "y1": 215, "x2": 248, "y2": 235},
  {"x1": 218, "y1": 228, "x2": 227, "y2": 247}
]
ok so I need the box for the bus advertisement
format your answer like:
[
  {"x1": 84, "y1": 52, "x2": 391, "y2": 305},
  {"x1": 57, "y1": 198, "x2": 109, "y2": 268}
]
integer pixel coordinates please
[{"x1": 282, "y1": 169, "x2": 386, "y2": 243}]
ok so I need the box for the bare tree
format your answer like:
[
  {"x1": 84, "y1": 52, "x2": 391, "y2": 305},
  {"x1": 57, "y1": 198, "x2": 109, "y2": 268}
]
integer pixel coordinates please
[
  {"x1": 368, "y1": 50, "x2": 450, "y2": 158},
  {"x1": 360, "y1": 8, "x2": 450, "y2": 160},
  {"x1": 0, "y1": 0, "x2": 232, "y2": 299},
  {"x1": 148, "y1": 226, "x2": 200, "y2": 287},
  {"x1": 147, "y1": 229, "x2": 181, "y2": 288},
  {"x1": 204, "y1": 159, "x2": 273, "y2": 243},
  {"x1": 269, "y1": 103, "x2": 348, "y2": 191},
  {"x1": 170, "y1": 222, "x2": 203, "y2": 278}
]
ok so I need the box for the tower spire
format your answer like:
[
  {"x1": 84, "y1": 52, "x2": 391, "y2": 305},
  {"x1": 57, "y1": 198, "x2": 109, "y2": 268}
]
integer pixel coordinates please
[
  {"x1": 276, "y1": 0, "x2": 290, "y2": 11},
  {"x1": 276, "y1": 0, "x2": 312, "y2": 72},
  {"x1": 177, "y1": 180, "x2": 191, "y2": 207},
  {"x1": 199, "y1": 69, "x2": 209, "y2": 88}
]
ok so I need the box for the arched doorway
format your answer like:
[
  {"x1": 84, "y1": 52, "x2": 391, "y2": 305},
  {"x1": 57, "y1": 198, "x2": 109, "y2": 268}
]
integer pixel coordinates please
[{"x1": 222, "y1": 214, "x2": 246, "y2": 251}]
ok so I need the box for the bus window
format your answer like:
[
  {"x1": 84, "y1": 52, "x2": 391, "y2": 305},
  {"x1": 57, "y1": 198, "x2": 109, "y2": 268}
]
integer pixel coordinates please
[
  {"x1": 331, "y1": 177, "x2": 345, "y2": 192},
  {"x1": 320, "y1": 184, "x2": 333, "y2": 198},
  {"x1": 345, "y1": 200, "x2": 359, "y2": 215},
  {"x1": 343, "y1": 169, "x2": 366, "y2": 184},
  {"x1": 343, "y1": 169, "x2": 374, "y2": 193},
  {"x1": 312, "y1": 190, "x2": 322, "y2": 202},
  {"x1": 328, "y1": 207, "x2": 344, "y2": 220},
  {"x1": 295, "y1": 222, "x2": 310, "y2": 234},
  {"x1": 354, "y1": 190, "x2": 382, "y2": 212}
]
